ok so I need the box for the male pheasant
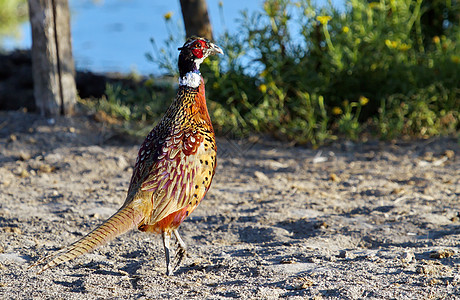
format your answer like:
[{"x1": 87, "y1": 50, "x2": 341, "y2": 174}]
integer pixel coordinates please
[{"x1": 34, "y1": 37, "x2": 223, "y2": 275}]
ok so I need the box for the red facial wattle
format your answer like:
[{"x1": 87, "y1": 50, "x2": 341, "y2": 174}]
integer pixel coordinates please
[{"x1": 191, "y1": 40, "x2": 207, "y2": 58}]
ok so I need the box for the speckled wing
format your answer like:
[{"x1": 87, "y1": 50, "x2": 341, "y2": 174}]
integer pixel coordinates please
[
  {"x1": 139, "y1": 127, "x2": 215, "y2": 225},
  {"x1": 125, "y1": 87, "x2": 201, "y2": 200},
  {"x1": 126, "y1": 127, "x2": 162, "y2": 194}
]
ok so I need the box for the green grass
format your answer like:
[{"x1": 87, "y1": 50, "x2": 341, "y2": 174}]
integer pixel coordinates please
[{"x1": 78, "y1": 76, "x2": 176, "y2": 138}]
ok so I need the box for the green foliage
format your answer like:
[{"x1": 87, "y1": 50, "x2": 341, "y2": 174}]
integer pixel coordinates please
[
  {"x1": 141, "y1": 0, "x2": 460, "y2": 144},
  {"x1": 377, "y1": 83, "x2": 459, "y2": 139},
  {"x1": 0, "y1": 0, "x2": 28, "y2": 45},
  {"x1": 206, "y1": 0, "x2": 459, "y2": 143}
]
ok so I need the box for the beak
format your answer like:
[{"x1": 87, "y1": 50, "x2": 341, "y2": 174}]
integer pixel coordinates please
[{"x1": 208, "y1": 42, "x2": 224, "y2": 55}]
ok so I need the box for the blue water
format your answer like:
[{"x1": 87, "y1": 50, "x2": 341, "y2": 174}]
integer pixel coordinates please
[{"x1": 3, "y1": 0, "x2": 344, "y2": 75}]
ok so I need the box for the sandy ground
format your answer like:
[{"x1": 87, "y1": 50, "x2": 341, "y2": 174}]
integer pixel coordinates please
[{"x1": 0, "y1": 110, "x2": 459, "y2": 299}]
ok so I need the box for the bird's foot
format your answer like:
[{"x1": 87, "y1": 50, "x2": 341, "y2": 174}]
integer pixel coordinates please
[
  {"x1": 173, "y1": 245, "x2": 187, "y2": 271},
  {"x1": 172, "y1": 229, "x2": 188, "y2": 272}
]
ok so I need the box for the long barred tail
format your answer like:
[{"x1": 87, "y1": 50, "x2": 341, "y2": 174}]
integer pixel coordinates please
[{"x1": 35, "y1": 205, "x2": 144, "y2": 273}]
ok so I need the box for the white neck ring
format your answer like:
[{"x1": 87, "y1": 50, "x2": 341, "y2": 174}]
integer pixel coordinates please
[{"x1": 179, "y1": 71, "x2": 201, "y2": 88}]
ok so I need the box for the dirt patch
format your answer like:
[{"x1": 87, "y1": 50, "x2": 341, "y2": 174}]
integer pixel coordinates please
[{"x1": 0, "y1": 110, "x2": 459, "y2": 299}]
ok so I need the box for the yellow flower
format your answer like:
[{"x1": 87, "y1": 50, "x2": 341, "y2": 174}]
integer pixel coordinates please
[
  {"x1": 369, "y1": 2, "x2": 379, "y2": 9},
  {"x1": 163, "y1": 11, "x2": 173, "y2": 20},
  {"x1": 359, "y1": 96, "x2": 369, "y2": 106},
  {"x1": 385, "y1": 39, "x2": 398, "y2": 49},
  {"x1": 432, "y1": 36, "x2": 440, "y2": 44},
  {"x1": 342, "y1": 26, "x2": 349, "y2": 33},
  {"x1": 451, "y1": 55, "x2": 460, "y2": 64},
  {"x1": 332, "y1": 107, "x2": 343, "y2": 115},
  {"x1": 259, "y1": 84, "x2": 267, "y2": 94},
  {"x1": 317, "y1": 16, "x2": 332, "y2": 25},
  {"x1": 398, "y1": 43, "x2": 411, "y2": 51},
  {"x1": 218, "y1": 1, "x2": 223, "y2": 7}
]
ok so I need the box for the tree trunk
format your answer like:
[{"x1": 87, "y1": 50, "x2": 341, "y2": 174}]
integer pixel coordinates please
[
  {"x1": 179, "y1": 0, "x2": 213, "y2": 40},
  {"x1": 28, "y1": 0, "x2": 76, "y2": 117}
]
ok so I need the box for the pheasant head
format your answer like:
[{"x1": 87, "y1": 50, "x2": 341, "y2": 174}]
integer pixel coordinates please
[{"x1": 178, "y1": 37, "x2": 223, "y2": 88}]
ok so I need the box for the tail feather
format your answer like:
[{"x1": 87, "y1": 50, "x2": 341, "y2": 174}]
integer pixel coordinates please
[{"x1": 35, "y1": 205, "x2": 143, "y2": 273}]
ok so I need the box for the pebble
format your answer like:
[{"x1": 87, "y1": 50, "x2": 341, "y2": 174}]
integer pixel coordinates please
[
  {"x1": 1, "y1": 178, "x2": 12, "y2": 187},
  {"x1": 265, "y1": 262, "x2": 317, "y2": 275},
  {"x1": 15, "y1": 168, "x2": 30, "y2": 178},
  {"x1": 254, "y1": 171, "x2": 270, "y2": 182},
  {"x1": 329, "y1": 173, "x2": 340, "y2": 182},
  {"x1": 295, "y1": 278, "x2": 315, "y2": 290},
  {"x1": 39, "y1": 163, "x2": 55, "y2": 173},
  {"x1": 444, "y1": 150, "x2": 455, "y2": 159},
  {"x1": 90, "y1": 213, "x2": 101, "y2": 219},
  {"x1": 18, "y1": 152, "x2": 31, "y2": 161},
  {"x1": 429, "y1": 248, "x2": 456, "y2": 259},
  {"x1": 115, "y1": 155, "x2": 129, "y2": 169},
  {"x1": 416, "y1": 265, "x2": 438, "y2": 275},
  {"x1": 429, "y1": 278, "x2": 442, "y2": 285},
  {"x1": 338, "y1": 250, "x2": 354, "y2": 259},
  {"x1": 400, "y1": 251, "x2": 415, "y2": 264},
  {"x1": 2, "y1": 227, "x2": 22, "y2": 235}
]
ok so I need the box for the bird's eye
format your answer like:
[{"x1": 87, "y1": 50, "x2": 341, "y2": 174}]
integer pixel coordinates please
[{"x1": 194, "y1": 43, "x2": 202, "y2": 48}]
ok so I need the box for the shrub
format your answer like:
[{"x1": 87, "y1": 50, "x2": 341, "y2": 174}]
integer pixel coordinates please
[{"x1": 142, "y1": 0, "x2": 459, "y2": 144}]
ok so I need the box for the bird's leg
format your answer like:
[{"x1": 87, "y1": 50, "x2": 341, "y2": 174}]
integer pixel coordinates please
[
  {"x1": 173, "y1": 229, "x2": 187, "y2": 251},
  {"x1": 173, "y1": 229, "x2": 187, "y2": 271},
  {"x1": 162, "y1": 231, "x2": 173, "y2": 276}
]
